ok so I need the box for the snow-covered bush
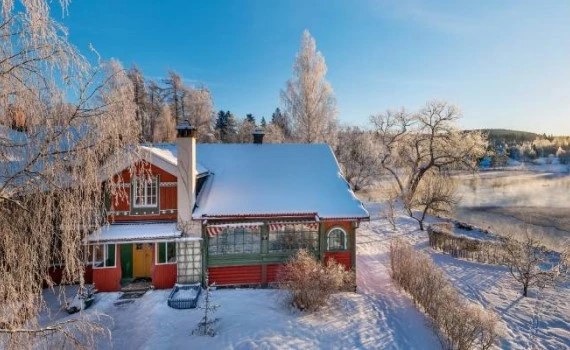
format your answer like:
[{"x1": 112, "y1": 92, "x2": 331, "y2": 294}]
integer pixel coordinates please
[
  {"x1": 278, "y1": 250, "x2": 354, "y2": 312},
  {"x1": 390, "y1": 239, "x2": 501, "y2": 350}
]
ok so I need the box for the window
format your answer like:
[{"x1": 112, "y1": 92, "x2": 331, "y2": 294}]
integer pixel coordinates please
[
  {"x1": 268, "y1": 225, "x2": 319, "y2": 253},
  {"x1": 327, "y1": 228, "x2": 347, "y2": 251},
  {"x1": 92, "y1": 244, "x2": 116, "y2": 268},
  {"x1": 133, "y1": 176, "x2": 158, "y2": 208},
  {"x1": 157, "y1": 242, "x2": 177, "y2": 264},
  {"x1": 208, "y1": 228, "x2": 261, "y2": 255}
]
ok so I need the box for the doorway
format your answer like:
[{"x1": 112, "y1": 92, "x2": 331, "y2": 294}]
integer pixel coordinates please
[{"x1": 133, "y1": 243, "x2": 153, "y2": 278}]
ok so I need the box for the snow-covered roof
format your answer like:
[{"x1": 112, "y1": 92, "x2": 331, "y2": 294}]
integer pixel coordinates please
[
  {"x1": 88, "y1": 222, "x2": 182, "y2": 242},
  {"x1": 141, "y1": 143, "x2": 209, "y2": 177},
  {"x1": 192, "y1": 144, "x2": 369, "y2": 220}
]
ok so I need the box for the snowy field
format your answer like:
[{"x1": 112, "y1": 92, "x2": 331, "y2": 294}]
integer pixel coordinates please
[{"x1": 39, "y1": 201, "x2": 569, "y2": 349}]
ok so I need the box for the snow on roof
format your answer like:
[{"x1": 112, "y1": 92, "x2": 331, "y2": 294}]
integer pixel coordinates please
[
  {"x1": 88, "y1": 222, "x2": 182, "y2": 242},
  {"x1": 192, "y1": 144, "x2": 369, "y2": 220},
  {"x1": 141, "y1": 143, "x2": 209, "y2": 176}
]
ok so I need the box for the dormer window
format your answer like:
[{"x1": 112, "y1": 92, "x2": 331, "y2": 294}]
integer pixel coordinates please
[{"x1": 133, "y1": 176, "x2": 158, "y2": 208}]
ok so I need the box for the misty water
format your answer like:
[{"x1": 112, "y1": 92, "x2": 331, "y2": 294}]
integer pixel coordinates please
[{"x1": 455, "y1": 170, "x2": 570, "y2": 249}]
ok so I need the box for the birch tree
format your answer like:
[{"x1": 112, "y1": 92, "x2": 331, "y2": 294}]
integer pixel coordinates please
[
  {"x1": 0, "y1": 1, "x2": 139, "y2": 348},
  {"x1": 371, "y1": 101, "x2": 487, "y2": 230},
  {"x1": 281, "y1": 30, "x2": 337, "y2": 144}
]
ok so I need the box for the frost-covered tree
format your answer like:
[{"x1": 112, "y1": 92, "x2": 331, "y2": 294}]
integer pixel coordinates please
[
  {"x1": 503, "y1": 233, "x2": 567, "y2": 297},
  {"x1": 371, "y1": 101, "x2": 487, "y2": 230},
  {"x1": 235, "y1": 117, "x2": 256, "y2": 143},
  {"x1": 127, "y1": 66, "x2": 150, "y2": 141},
  {"x1": 0, "y1": 1, "x2": 140, "y2": 348},
  {"x1": 335, "y1": 126, "x2": 381, "y2": 191},
  {"x1": 281, "y1": 30, "x2": 337, "y2": 144},
  {"x1": 182, "y1": 85, "x2": 213, "y2": 142},
  {"x1": 164, "y1": 71, "x2": 184, "y2": 121}
]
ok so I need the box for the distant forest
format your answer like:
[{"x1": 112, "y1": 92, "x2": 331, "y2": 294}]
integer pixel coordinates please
[{"x1": 473, "y1": 129, "x2": 570, "y2": 165}]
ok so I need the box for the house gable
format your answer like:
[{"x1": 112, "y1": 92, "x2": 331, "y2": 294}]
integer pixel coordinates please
[{"x1": 107, "y1": 161, "x2": 178, "y2": 223}]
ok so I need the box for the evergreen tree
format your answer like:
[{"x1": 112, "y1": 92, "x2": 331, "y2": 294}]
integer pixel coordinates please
[
  {"x1": 215, "y1": 110, "x2": 228, "y2": 142},
  {"x1": 225, "y1": 111, "x2": 238, "y2": 141},
  {"x1": 260, "y1": 117, "x2": 267, "y2": 128},
  {"x1": 270, "y1": 107, "x2": 290, "y2": 138},
  {"x1": 245, "y1": 113, "x2": 256, "y2": 125},
  {"x1": 215, "y1": 110, "x2": 238, "y2": 143}
]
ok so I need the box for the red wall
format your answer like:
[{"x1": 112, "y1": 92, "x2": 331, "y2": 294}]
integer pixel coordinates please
[
  {"x1": 322, "y1": 221, "x2": 354, "y2": 270},
  {"x1": 151, "y1": 243, "x2": 177, "y2": 289},
  {"x1": 108, "y1": 161, "x2": 178, "y2": 223},
  {"x1": 45, "y1": 265, "x2": 94, "y2": 287},
  {"x1": 324, "y1": 252, "x2": 352, "y2": 270},
  {"x1": 266, "y1": 263, "x2": 283, "y2": 284},
  {"x1": 92, "y1": 246, "x2": 122, "y2": 292},
  {"x1": 208, "y1": 265, "x2": 262, "y2": 286}
]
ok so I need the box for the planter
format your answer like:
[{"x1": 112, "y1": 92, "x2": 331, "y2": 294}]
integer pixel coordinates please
[{"x1": 167, "y1": 284, "x2": 201, "y2": 309}]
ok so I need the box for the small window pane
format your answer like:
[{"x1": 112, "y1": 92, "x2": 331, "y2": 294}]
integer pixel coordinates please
[
  {"x1": 106, "y1": 244, "x2": 116, "y2": 267},
  {"x1": 158, "y1": 242, "x2": 166, "y2": 263},
  {"x1": 167, "y1": 243, "x2": 176, "y2": 262}
]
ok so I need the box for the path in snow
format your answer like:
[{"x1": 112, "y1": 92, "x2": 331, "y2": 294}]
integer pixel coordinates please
[{"x1": 355, "y1": 206, "x2": 440, "y2": 350}]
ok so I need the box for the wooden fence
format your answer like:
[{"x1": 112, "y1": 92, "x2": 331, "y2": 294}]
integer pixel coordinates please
[{"x1": 428, "y1": 224, "x2": 508, "y2": 265}]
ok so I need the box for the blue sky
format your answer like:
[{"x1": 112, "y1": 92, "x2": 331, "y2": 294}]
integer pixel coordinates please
[{"x1": 60, "y1": 0, "x2": 570, "y2": 135}]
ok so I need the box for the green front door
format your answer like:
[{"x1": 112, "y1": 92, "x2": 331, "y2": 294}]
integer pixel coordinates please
[{"x1": 120, "y1": 244, "x2": 133, "y2": 279}]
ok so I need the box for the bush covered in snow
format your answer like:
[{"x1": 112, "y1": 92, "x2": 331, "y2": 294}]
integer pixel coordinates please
[
  {"x1": 278, "y1": 250, "x2": 354, "y2": 312},
  {"x1": 390, "y1": 239, "x2": 501, "y2": 350}
]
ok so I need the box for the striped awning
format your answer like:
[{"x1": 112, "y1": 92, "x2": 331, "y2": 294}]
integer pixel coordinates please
[
  {"x1": 268, "y1": 221, "x2": 319, "y2": 231},
  {"x1": 206, "y1": 222, "x2": 263, "y2": 237}
]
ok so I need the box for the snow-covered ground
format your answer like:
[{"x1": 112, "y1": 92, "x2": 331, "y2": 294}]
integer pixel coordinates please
[
  {"x1": 40, "y1": 208, "x2": 439, "y2": 350},
  {"x1": 39, "y1": 201, "x2": 570, "y2": 349},
  {"x1": 362, "y1": 202, "x2": 570, "y2": 349}
]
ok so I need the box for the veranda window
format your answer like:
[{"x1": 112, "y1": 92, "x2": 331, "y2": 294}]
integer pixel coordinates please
[
  {"x1": 208, "y1": 227, "x2": 261, "y2": 255},
  {"x1": 157, "y1": 242, "x2": 177, "y2": 264},
  {"x1": 133, "y1": 176, "x2": 158, "y2": 208},
  {"x1": 268, "y1": 224, "x2": 319, "y2": 253},
  {"x1": 92, "y1": 244, "x2": 116, "y2": 268},
  {"x1": 327, "y1": 227, "x2": 347, "y2": 251}
]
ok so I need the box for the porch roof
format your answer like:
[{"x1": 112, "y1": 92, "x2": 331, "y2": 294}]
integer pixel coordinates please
[{"x1": 88, "y1": 222, "x2": 182, "y2": 243}]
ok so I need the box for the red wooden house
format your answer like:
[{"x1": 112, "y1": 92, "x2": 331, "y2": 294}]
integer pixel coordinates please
[{"x1": 87, "y1": 123, "x2": 369, "y2": 291}]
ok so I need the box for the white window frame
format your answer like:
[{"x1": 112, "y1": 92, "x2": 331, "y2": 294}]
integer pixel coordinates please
[
  {"x1": 326, "y1": 227, "x2": 348, "y2": 251},
  {"x1": 132, "y1": 176, "x2": 159, "y2": 208},
  {"x1": 92, "y1": 244, "x2": 116, "y2": 269},
  {"x1": 156, "y1": 242, "x2": 177, "y2": 265}
]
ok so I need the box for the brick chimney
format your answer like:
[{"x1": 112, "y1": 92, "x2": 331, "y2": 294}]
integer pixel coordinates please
[
  {"x1": 252, "y1": 127, "x2": 265, "y2": 144},
  {"x1": 176, "y1": 120, "x2": 197, "y2": 225}
]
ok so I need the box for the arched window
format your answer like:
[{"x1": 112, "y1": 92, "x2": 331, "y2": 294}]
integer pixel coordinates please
[{"x1": 327, "y1": 227, "x2": 347, "y2": 251}]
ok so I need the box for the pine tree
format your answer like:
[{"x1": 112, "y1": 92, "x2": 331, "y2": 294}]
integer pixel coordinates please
[
  {"x1": 225, "y1": 111, "x2": 238, "y2": 142},
  {"x1": 215, "y1": 110, "x2": 228, "y2": 142},
  {"x1": 260, "y1": 117, "x2": 267, "y2": 128},
  {"x1": 245, "y1": 113, "x2": 256, "y2": 125},
  {"x1": 270, "y1": 107, "x2": 290, "y2": 138}
]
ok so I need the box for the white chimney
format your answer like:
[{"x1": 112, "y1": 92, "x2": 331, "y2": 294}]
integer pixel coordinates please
[{"x1": 176, "y1": 120, "x2": 197, "y2": 227}]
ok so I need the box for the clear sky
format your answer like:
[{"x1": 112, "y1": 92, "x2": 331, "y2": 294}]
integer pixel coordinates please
[{"x1": 59, "y1": 0, "x2": 570, "y2": 135}]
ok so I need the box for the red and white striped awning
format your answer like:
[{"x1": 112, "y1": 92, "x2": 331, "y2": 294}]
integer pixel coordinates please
[
  {"x1": 206, "y1": 222, "x2": 263, "y2": 237},
  {"x1": 268, "y1": 221, "x2": 319, "y2": 232}
]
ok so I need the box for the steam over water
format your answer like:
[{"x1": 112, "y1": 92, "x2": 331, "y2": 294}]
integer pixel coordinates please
[{"x1": 455, "y1": 171, "x2": 570, "y2": 249}]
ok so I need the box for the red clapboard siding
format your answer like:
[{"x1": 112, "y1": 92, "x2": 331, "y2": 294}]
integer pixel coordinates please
[
  {"x1": 324, "y1": 252, "x2": 352, "y2": 270},
  {"x1": 208, "y1": 265, "x2": 262, "y2": 286},
  {"x1": 108, "y1": 161, "x2": 178, "y2": 222},
  {"x1": 151, "y1": 243, "x2": 177, "y2": 289},
  {"x1": 266, "y1": 264, "x2": 284, "y2": 284},
  {"x1": 92, "y1": 248, "x2": 122, "y2": 292}
]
